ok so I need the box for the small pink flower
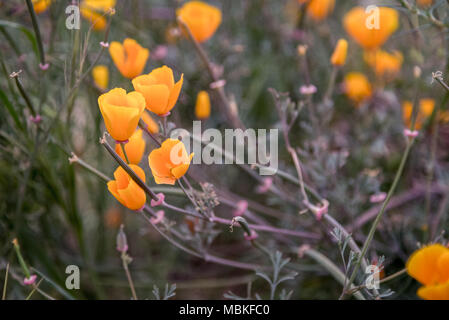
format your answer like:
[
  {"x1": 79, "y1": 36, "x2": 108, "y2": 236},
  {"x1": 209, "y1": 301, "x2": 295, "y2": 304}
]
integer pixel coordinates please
[
  {"x1": 233, "y1": 200, "x2": 248, "y2": 217},
  {"x1": 404, "y1": 129, "x2": 419, "y2": 138},
  {"x1": 151, "y1": 193, "x2": 165, "y2": 207},
  {"x1": 150, "y1": 210, "x2": 165, "y2": 225},
  {"x1": 315, "y1": 205, "x2": 328, "y2": 220},
  {"x1": 244, "y1": 230, "x2": 258, "y2": 241},
  {"x1": 29, "y1": 115, "x2": 42, "y2": 124},
  {"x1": 100, "y1": 41, "x2": 109, "y2": 48},
  {"x1": 39, "y1": 63, "x2": 49, "y2": 71},
  {"x1": 23, "y1": 275, "x2": 37, "y2": 286},
  {"x1": 152, "y1": 45, "x2": 168, "y2": 60},
  {"x1": 370, "y1": 192, "x2": 386, "y2": 203},
  {"x1": 210, "y1": 79, "x2": 226, "y2": 89},
  {"x1": 116, "y1": 244, "x2": 128, "y2": 253},
  {"x1": 300, "y1": 84, "x2": 317, "y2": 95},
  {"x1": 256, "y1": 177, "x2": 273, "y2": 194}
]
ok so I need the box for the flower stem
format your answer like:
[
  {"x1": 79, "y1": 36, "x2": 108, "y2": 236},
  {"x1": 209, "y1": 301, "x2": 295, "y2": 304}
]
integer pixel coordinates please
[
  {"x1": 24, "y1": 0, "x2": 46, "y2": 66},
  {"x1": 119, "y1": 143, "x2": 130, "y2": 164}
]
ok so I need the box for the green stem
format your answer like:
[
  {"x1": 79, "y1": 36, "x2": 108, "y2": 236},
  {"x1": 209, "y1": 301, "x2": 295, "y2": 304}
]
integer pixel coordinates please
[
  {"x1": 24, "y1": 0, "x2": 46, "y2": 66},
  {"x1": 120, "y1": 143, "x2": 130, "y2": 164}
]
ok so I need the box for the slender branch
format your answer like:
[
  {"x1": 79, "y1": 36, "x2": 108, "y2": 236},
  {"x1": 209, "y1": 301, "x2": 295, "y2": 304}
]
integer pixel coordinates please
[{"x1": 24, "y1": 0, "x2": 46, "y2": 66}]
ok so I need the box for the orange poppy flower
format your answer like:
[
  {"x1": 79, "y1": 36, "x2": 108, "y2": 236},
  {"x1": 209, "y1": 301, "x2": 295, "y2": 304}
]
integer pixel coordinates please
[
  {"x1": 98, "y1": 88, "x2": 146, "y2": 142},
  {"x1": 92, "y1": 65, "x2": 109, "y2": 90},
  {"x1": 109, "y1": 38, "x2": 150, "y2": 79},
  {"x1": 407, "y1": 244, "x2": 449, "y2": 300},
  {"x1": 331, "y1": 39, "x2": 348, "y2": 66},
  {"x1": 132, "y1": 66, "x2": 184, "y2": 116},
  {"x1": 115, "y1": 129, "x2": 146, "y2": 164},
  {"x1": 32, "y1": 0, "x2": 52, "y2": 14},
  {"x1": 364, "y1": 49, "x2": 403, "y2": 78},
  {"x1": 176, "y1": 1, "x2": 222, "y2": 43},
  {"x1": 141, "y1": 110, "x2": 160, "y2": 134},
  {"x1": 300, "y1": 0, "x2": 335, "y2": 21},
  {"x1": 402, "y1": 99, "x2": 435, "y2": 130},
  {"x1": 107, "y1": 165, "x2": 146, "y2": 211},
  {"x1": 148, "y1": 139, "x2": 194, "y2": 185},
  {"x1": 344, "y1": 6, "x2": 399, "y2": 50},
  {"x1": 195, "y1": 91, "x2": 211, "y2": 119},
  {"x1": 80, "y1": 0, "x2": 116, "y2": 31},
  {"x1": 343, "y1": 72, "x2": 372, "y2": 104}
]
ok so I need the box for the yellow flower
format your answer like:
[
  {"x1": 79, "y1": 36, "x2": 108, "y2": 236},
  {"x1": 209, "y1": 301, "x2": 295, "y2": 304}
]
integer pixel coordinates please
[
  {"x1": 107, "y1": 165, "x2": 146, "y2": 210},
  {"x1": 109, "y1": 38, "x2": 150, "y2": 79},
  {"x1": 115, "y1": 129, "x2": 146, "y2": 164},
  {"x1": 32, "y1": 0, "x2": 52, "y2": 14},
  {"x1": 195, "y1": 91, "x2": 211, "y2": 119},
  {"x1": 148, "y1": 139, "x2": 194, "y2": 185},
  {"x1": 92, "y1": 65, "x2": 109, "y2": 90},
  {"x1": 80, "y1": 0, "x2": 116, "y2": 31},
  {"x1": 331, "y1": 39, "x2": 348, "y2": 66},
  {"x1": 98, "y1": 88, "x2": 146, "y2": 142},
  {"x1": 141, "y1": 110, "x2": 160, "y2": 134},
  {"x1": 177, "y1": 1, "x2": 222, "y2": 43},
  {"x1": 132, "y1": 66, "x2": 184, "y2": 116},
  {"x1": 364, "y1": 49, "x2": 403, "y2": 78},
  {"x1": 300, "y1": 0, "x2": 335, "y2": 21},
  {"x1": 406, "y1": 244, "x2": 449, "y2": 300},
  {"x1": 343, "y1": 72, "x2": 372, "y2": 104},
  {"x1": 402, "y1": 99, "x2": 435, "y2": 130},
  {"x1": 344, "y1": 6, "x2": 399, "y2": 50}
]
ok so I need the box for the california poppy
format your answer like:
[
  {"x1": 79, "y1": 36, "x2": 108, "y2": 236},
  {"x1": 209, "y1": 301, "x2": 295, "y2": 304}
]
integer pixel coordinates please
[
  {"x1": 107, "y1": 165, "x2": 146, "y2": 211},
  {"x1": 109, "y1": 38, "x2": 150, "y2": 79},
  {"x1": 115, "y1": 129, "x2": 146, "y2": 164}
]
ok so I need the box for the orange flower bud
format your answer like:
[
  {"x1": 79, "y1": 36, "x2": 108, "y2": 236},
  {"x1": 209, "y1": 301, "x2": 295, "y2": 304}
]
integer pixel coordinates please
[
  {"x1": 303, "y1": 0, "x2": 335, "y2": 21},
  {"x1": 92, "y1": 65, "x2": 109, "y2": 90},
  {"x1": 195, "y1": 91, "x2": 211, "y2": 119},
  {"x1": 80, "y1": 0, "x2": 116, "y2": 31},
  {"x1": 343, "y1": 72, "x2": 372, "y2": 104},
  {"x1": 364, "y1": 49, "x2": 403, "y2": 78},
  {"x1": 177, "y1": 1, "x2": 222, "y2": 43},
  {"x1": 141, "y1": 110, "x2": 160, "y2": 134},
  {"x1": 331, "y1": 39, "x2": 348, "y2": 66},
  {"x1": 148, "y1": 139, "x2": 194, "y2": 185},
  {"x1": 132, "y1": 66, "x2": 184, "y2": 116},
  {"x1": 98, "y1": 88, "x2": 146, "y2": 142},
  {"x1": 109, "y1": 38, "x2": 149, "y2": 79},
  {"x1": 107, "y1": 165, "x2": 146, "y2": 211},
  {"x1": 115, "y1": 129, "x2": 146, "y2": 164},
  {"x1": 406, "y1": 244, "x2": 449, "y2": 300},
  {"x1": 344, "y1": 6, "x2": 399, "y2": 50},
  {"x1": 402, "y1": 99, "x2": 435, "y2": 130},
  {"x1": 32, "y1": 0, "x2": 52, "y2": 14}
]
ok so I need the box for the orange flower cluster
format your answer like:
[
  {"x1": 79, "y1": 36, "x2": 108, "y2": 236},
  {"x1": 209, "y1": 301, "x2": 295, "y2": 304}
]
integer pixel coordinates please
[{"x1": 407, "y1": 244, "x2": 449, "y2": 300}]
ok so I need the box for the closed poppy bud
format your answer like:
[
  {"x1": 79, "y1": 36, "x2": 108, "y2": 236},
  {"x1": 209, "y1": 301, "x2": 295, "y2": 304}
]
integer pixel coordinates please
[
  {"x1": 331, "y1": 39, "x2": 348, "y2": 66},
  {"x1": 98, "y1": 88, "x2": 146, "y2": 142},
  {"x1": 141, "y1": 110, "x2": 160, "y2": 134},
  {"x1": 32, "y1": 0, "x2": 52, "y2": 14},
  {"x1": 195, "y1": 91, "x2": 211, "y2": 119},
  {"x1": 344, "y1": 6, "x2": 399, "y2": 50},
  {"x1": 107, "y1": 165, "x2": 146, "y2": 211},
  {"x1": 115, "y1": 129, "x2": 146, "y2": 164},
  {"x1": 343, "y1": 72, "x2": 372, "y2": 104},
  {"x1": 406, "y1": 244, "x2": 449, "y2": 300},
  {"x1": 149, "y1": 139, "x2": 194, "y2": 185},
  {"x1": 177, "y1": 1, "x2": 222, "y2": 43},
  {"x1": 80, "y1": 0, "x2": 116, "y2": 31},
  {"x1": 302, "y1": 0, "x2": 335, "y2": 21},
  {"x1": 364, "y1": 49, "x2": 403, "y2": 78},
  {"x1": 109, "y1": 38, "x2": 150, "y2": 79},
  {"x1": 92, "y1": 65, "x2": 109, "y2": 90},
  {"x1": 132, "y1": 66, "x2": 184, "y2": 116}
]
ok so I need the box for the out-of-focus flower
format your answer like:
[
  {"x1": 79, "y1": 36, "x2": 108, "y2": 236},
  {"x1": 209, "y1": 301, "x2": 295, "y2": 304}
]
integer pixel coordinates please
[
  {"x1": 115, "y1": 129, "x2": 146, "y2": 164},
  {"x1": 165, "y1": 26, "x2": 181, "y2": 44},
  {"x1": 176, "y1": 1, "x2": 222, "y2": 43},
  {"x1": 152, "y1": 45, "x2": 168, "y2": 61},
  {"x1": 331, "y1": 39, "x2": 348, "y2": 66},
  {"x1": 80, "y1": 0, "x2": 116, "y2": 31},
  {"x1": 32, "y1": 0, "x2": 52, "y2": 14},
  {"x1": 107, "y1": 165, "x2": 146, "y2": 211},
  {"x1": 406, "y1": 244, "x2": 449, "y2": 300},
  {"x1": 195, "y1": 91, "x2": 211, "y2": 119},
  {"x1": 92, "y1": 65, "x2": 109, "y2": 90},
  {"x1": 132, "y1": 66, "x2": 183, "y2": 116},
  {"x1": 105, "y1": 207, "x2": 123, "y2": 228},
  {"x1": 344, "y1": 6, "x2": 399, "y2": 50},
  {"x1": 98, "y1": 88, "x2": 146, "y2": 142},
  {"x1": 141, "y1": 110, "x2": 160, "y2": 134},
  {"x1": 299, "y1": 0, "x2": 335, "y2": 21},
  {"x1": 343, "y1": 72, "x2": 372, "y2": 104},
  {"x1": 109, "y1": 38, "x2": 149, "y2": 79},
  {"x1": 148, "y1": 139, "x2": 193, "y2": 185},
  {"x1": 402, "y1": 99, "x2": 435, "y2": 130},
  {"x1": 364, "y1": 49, "x2": 403, "y2": 78},
  {"x1": 417, "y1": 0, "x2": 433, "y2": 7}
]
